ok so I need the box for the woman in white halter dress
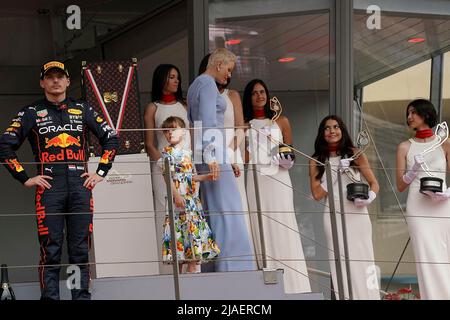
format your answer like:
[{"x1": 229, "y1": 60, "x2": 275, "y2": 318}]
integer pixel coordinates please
[
  {"x1": 243, "y1": 79, "x2": 311, "y2": 294},
  {"x1": 221, "y1": 88, "x2": 254, "y2": 249},
  {"x1": 309, "y1": 115, "x2": 380, "y2": 300},
  {"x1": 144, "y1": 64, "x2": 190, "y2": 274},
  {"x1": 396, "y1": 99, "x2": 450, "y2": 300}
]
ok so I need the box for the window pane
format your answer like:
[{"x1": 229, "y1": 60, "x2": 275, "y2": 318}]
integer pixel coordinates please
[
  {"x1": 354, "y1": 0, "x2": 450, "y2": 297},
  {"x1": 353, "y1": 0, "x2": 450, "y2": 297},
  {"x1": 209, "y1": 0, "x2": 332, "y2": 298}
]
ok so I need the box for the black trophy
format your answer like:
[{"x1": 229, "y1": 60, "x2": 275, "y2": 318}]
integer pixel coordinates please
[
  {"x1": 419, "y1": 122, "x2": 448, "y2": 194},
  {"x1": 0, "y1": 264, "x2": 16, "y2": 301},
  {"x1": 344, "y1": 130, "x2": 370, "y2": 201}
]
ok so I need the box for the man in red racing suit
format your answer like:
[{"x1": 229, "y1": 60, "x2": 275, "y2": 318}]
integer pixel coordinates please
[{"x1": 0, "y1": 61, "x2": 118, "y2": 300}]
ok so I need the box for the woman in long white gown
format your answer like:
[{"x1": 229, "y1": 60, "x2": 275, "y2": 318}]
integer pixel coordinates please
[
  {"x1": 243, "y1": 79, "x2": 311, "y2": 294},
  {"x1": 143, "y1": 64, "x2": 190, "y2": 274},
  {"x1": 396, "y1": 99, "x2": 450, "y2": 300},
  {"x1": 309, "y1": 115, "x2": 380, "y2": 300}
]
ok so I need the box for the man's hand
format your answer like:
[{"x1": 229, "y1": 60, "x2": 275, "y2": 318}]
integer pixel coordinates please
[
  {"x1": 208, "y1": 162, "x2": 220, "y2": 181},
  {"x1": 24, "y1": 175, "x2": 53, "y2": 189},
  {"x1": 231, "y1": 163, "x2": 241, "y2": 177},
  {"x1": 81, "y1": 172, "x2": 104, "y2": 190}
]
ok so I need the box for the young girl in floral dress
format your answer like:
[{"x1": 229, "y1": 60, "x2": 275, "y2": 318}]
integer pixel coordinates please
[{"x1": 159, "y1": 116, "x2": 220, "y2": 273}]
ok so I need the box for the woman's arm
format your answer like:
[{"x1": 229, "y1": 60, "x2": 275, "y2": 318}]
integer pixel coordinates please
[
  {"x1": 277, "y1": 116, "x2": 293, "y2": 145},
  {"x1": 193, "y1": 173, "x2": 213, "y2": 182},
  {"x1": 181, "y1": 102, "x2": 194, "y2": 152},
  {"x1": 443, "y1": 139, "x2": 450, "y2": 173},
  {"x1": 229, "y1": 90, "x2": 245, "y2": 151},
  {"x1": 198, "y1": 82, "x2": 220, "y2": 179},
  {"x1": 171, "y1": 181, "x2": 185, "y2": 209},
  {"x1": 143, "y1": 103, "x2": 162, "y2": 161},
  {"x1": 309, "y1": 158, "x2": 327, "y2": 201},
  {"x1": 396, "y1": 141, "x2": 411, "y2": 192},
  {"x1": 354, "y1": 152, "x2": 379, "y2": 194},
  {"x1": 244, "y1": 127, "x2": 250, "y2": 164}
]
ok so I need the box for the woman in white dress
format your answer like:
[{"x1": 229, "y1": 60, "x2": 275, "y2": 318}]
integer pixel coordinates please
[
  {"x1": 309, "y1": 115, "x2": 380, "y2": 300},
  {"x1": 144, "y1": 64, "x2": 190, "y2": 274},
  {"x1": 243, "y1": 79, "x2": 311, "y2": 294},
  {"x1": 396, "y1": 99, "x2": 450, "y2": 300}
]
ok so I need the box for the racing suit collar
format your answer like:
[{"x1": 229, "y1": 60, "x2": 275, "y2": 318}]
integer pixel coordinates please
[{"x1": 43, "y1": 97, "x2": 71, "y2": 110}]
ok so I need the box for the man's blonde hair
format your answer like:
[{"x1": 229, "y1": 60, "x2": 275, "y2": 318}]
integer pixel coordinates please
[{"x1": 207, "y1": 48, "x2": 237, "y2": 69}]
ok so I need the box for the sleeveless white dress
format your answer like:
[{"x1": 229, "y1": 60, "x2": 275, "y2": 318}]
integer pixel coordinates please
[
  {"x1": 322, "y1": 156, "x2": 380, "y2": 300},
  {"x1": 406, "y1": 137, "x2": 450, "y2": 300},
  {"x1": 221, "y1": 89, "x2": 254, "y2": 243},
  {"x1": 246, "y1": 118, "x2": 311, "y2": 294},
  {"x1": 151, "y1": 101, "x2": 190, "y2": 274}
]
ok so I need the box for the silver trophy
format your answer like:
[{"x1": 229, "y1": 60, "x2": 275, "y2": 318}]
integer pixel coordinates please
[
  {"x1": 343, "y1": 130, "x2": 370, "y2": 201},
  {"x1": 419, "y1": 122, "x2": 448, "y2": 194},
  {"x1": 268, "y1": 97, "x2": 295, "y2": 160}
]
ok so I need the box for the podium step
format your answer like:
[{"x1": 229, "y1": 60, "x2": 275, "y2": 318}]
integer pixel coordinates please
[{"x1": 12, "y1": 270, "x2": 323, "y2": 300}]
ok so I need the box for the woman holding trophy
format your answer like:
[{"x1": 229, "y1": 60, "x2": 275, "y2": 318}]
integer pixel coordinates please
[
  {"x1": 309, "y1": 115, "x2": 380, "y2": 300},
  {"x1": 243, "y1": 79, "x2": 311, "y2": 294},
  {"x1": 396, "y1": 99, "x2": 450, "y2": 300}
]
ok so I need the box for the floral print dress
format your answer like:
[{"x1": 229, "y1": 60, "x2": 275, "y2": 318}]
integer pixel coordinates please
[{"x1": 161, "y1": 146, "x2": 220, "y2": 264}]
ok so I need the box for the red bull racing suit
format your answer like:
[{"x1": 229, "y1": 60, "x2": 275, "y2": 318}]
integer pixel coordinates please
[{"x1": 0, "y1": 98, "x2": 118, "y2": 300}]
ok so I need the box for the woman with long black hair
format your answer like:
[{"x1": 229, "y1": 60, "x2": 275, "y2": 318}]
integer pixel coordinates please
[
  {"x1": 309, "y1": 115, "x2": 380, "y2": 299},
  {"x1": 396, "y1": 99, "x2": 450, "y2": 299},
  {"x1": 243, "y1": 79, "x2": 311, "y2": 294}
]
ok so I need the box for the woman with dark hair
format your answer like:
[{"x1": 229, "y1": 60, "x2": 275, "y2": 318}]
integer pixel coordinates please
[
  {"x1": 396, "y1": 99, "x2": 450, "y2": 300},
  {"x1": 243, "y1": 79, "x2": 311, "y2": 294},
  {"x1": 143, "y1": 63, "x2": 190, "y2": 274},
  {"x1": 309, "y1": 115, "x2": 380, "y2": 300}
]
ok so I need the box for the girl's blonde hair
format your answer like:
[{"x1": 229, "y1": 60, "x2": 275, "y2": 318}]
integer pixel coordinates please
[{"x1": 161, "y1": 116, "x2": 186, "y2": 129}]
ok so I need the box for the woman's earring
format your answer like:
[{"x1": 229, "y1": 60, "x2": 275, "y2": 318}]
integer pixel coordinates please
[{"x1": 217, "y1": 66, "x2": 221, "y2": 72}]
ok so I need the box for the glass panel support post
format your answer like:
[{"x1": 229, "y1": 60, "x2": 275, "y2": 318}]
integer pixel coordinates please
[
  {"x1": 325, "y1": 161, "x2": 346, "y2": 300},
  {"x1": 163, "y1": 157, "x2": 181, "y2": 300}
]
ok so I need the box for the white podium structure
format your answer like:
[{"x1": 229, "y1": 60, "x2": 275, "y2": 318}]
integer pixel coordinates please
[{"x1": 88, "y1": 153, "x2": 160, "y2": 278}]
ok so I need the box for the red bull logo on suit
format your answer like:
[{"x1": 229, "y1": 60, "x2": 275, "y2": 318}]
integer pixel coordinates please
[{"x1": 45, "y1": 133, "x2": 81, "y2": 149}]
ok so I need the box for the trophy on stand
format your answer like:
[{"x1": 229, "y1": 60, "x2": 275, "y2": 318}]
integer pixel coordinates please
[
  {"x1": 268, "y1": 97, "x2": 296, "y2": 161},
  {"x1": 343, "y1": 130, "x2": 370, "y2": 201},
  {"x1": 269, "y1": 96, "x2": 282, "y2": 122},
  {"x1": 419, "y1": 122, "x2": 448, "y2": 194}
]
